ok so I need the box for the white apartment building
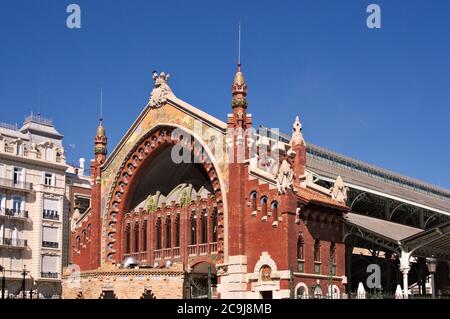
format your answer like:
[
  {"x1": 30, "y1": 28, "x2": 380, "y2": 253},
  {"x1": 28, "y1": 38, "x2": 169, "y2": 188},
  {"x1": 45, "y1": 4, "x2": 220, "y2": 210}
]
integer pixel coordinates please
[{"x1": 0, "y1": 114, "x2": 67, "y2": 299}]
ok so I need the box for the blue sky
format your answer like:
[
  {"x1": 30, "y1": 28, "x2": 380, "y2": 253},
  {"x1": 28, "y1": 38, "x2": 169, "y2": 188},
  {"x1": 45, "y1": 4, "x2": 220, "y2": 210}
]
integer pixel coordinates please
[{"x1": 0, "y1": 0, "x2": 449, "y2": 189}]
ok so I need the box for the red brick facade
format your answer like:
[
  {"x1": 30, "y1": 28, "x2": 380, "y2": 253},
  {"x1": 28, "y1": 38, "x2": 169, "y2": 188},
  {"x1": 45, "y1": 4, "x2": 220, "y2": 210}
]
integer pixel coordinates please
[{"x1": 69, "y1": 66, "x2": 349, "y2": 298}]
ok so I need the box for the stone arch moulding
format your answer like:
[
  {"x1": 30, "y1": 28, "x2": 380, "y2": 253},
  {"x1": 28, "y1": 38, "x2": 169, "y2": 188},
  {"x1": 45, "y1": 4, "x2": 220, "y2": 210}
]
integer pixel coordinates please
[
  {"x1": 253, "y1": 252, "x2": 278, "y2": 275},
  {"x1": 103, "y1": 124, "x2": 228, "y2": 265},
  {"x1": 294, "y1": 282, "x2": 309, "y2": 299}
]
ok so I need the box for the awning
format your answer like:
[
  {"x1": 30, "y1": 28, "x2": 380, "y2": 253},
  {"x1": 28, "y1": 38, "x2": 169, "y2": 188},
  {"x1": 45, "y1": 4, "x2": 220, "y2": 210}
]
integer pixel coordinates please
[{"x1": 344, "y1": 213, "x2": 450, "y2": 260}]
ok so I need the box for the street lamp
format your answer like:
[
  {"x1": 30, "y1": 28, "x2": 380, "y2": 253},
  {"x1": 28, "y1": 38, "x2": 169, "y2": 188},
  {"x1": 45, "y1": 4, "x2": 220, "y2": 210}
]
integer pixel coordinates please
[
  {"x1": 0, "y1": 265, "x2": 5, "y2": 299},
  {"x1": 426, "y1": 256, "x2": 437, "y2": 298},
  {"x1": 21, "y1": 265, "x2": 29, "y2": 299}
]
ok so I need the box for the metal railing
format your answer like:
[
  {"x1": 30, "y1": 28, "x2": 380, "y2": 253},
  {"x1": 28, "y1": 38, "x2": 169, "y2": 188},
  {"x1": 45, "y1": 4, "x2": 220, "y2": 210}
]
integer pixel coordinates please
[
  {"x1": 0, "y1": 237, "x2": 27, "y2": 248},
  {"x1": 42, "y1": 241, "x2": 59, "y2": 249},
  {"x1": 0, "y1": 208, "x2": 28, "y2": 219},
  {"x1": 43, "y1": 210, "x2": 59, "y2": 220},
  {"x1": 41, "y1": 272, "x2": 59, "y2": 279},
  {"x1": 0, "y1": 178, "x2": 33, "y2": 191}
]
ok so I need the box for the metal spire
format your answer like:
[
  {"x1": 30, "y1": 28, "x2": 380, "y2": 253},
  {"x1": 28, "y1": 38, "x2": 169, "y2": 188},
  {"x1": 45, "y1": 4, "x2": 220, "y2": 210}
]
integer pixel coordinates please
[
  {"x1": 100, "y1": 88, "x2": 103, "y2": 122},
  {"x1": 238, "y1": 23, "x2": 241, "y2": 68}
]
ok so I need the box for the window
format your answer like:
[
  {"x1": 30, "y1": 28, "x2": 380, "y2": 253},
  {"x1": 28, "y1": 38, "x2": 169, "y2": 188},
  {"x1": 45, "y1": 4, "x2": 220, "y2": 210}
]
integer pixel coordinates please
[
  {"x1": 43, "y1": 198, "x2": 59, "y2": 220},
  {"x1": 87, "y1": 224, "x2": 92, "y2": 239},
  {"x1": 42, "y1": 226, "x2": 59, "y2": 248},
  {"x1": 142, "y1": 220, "x2": 147, "y2": 251},
  {"x1": 134, "y1": 222, "x2": 139, "y2": 253},
  {"x1": 190, "y1": 214, "x2": 197, "y2": 245},
  {"x1": 156, "y1": 219, "x2": 162, "y2": 250},
  {"x1": 76, "y1": 236, "x2": 81, "y2": 250},
  {"x1": 125, "y1": 224, "x2": 131, "y2": 253},
  {"x1": 175, "y1": 215, "x2": 180, "y2": 247},
  {"x1": 271, "y1": 201, "x2": 278, "y2": 220},
  {"x1": 250, "y1": 192, "x2": 257, "y2": 211},
  {"x1": 201, "y1": 210, "x2": 207, "y2": 244},
  {"x1": 12, "y1": 196, "x2": 23, "y2": 212},
  {"x1": 82, "y1": 230, "x2": 87, "y2": 244},
  {"x1": 41, "y1": 255, "x2": 58, "y2": 277},
  {"x1": 13, "y1": 167, "x2": 23, "y2": 184},
  {"x1": 0, "y1": 194, "x2": 5, "y2": 212},
  {"x1": 261, "y1": 196, "x2": 268, "y2": 215},
  {"x1": 211, "y1": 208, "x2": 218, "y2": 242},
  {"x1": 297, "y1": 236, "x2": 304, "y2": 273},
  {"x1": 314, "y1": 239, "x2": 321, "y2": 274},
  {"x1": 165, "y1": 218, "x2": 171, "y2": 248},
  {"x1": 330, "y1": 242, "x2": 336, "y2": 276},
  {"x1": 44, "y1": 173, "x2": 53, "y2": 186}
]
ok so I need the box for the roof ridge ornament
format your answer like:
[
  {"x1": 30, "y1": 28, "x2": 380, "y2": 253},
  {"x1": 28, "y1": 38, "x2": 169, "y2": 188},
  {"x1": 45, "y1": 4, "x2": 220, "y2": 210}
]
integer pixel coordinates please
[
  {"x1": 330, "y1": 175, "x2": 349, "y2": 203},
  {"x1": 148, "y1": 71, "x2": 173, "y2": 109},
  {"x1": 290, "y1": 116, "x2": 305, "y2": 146}
]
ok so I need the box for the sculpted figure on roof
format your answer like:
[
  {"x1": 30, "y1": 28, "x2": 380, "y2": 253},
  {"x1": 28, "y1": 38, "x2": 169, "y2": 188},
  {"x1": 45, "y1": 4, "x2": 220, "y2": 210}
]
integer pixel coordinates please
[
  {"x1": 148, "y1": 71, "x2": 173, "y2": 109},
  {"x1": 330, "y1": 175, "x2": 349, "y2": 203}
]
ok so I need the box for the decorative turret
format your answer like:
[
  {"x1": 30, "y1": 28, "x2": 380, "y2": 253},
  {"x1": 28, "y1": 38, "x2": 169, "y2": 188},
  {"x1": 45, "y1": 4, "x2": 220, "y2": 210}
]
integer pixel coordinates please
[{"x1": 94, "y1": 118, "x2": 107, "y2": 165}]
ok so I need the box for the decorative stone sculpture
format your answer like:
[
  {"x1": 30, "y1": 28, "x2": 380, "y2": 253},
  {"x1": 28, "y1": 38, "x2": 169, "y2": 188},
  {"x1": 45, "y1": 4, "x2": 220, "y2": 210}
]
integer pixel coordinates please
[
  {"x1": 330, "y1": 175, "x2": 349, "y2": 203},
  {"x1": 71, "y1": 208, "x2": 81, "y2": 232},
  {"x1": 148, "y1": 71, "x2": 172, "y2": 109},
  {"x1": 290, "y1": 116, "x2": 305, "y2": 146},
  {"x1": 275, "y1": 159, "x2": 294, "y2": 194}
]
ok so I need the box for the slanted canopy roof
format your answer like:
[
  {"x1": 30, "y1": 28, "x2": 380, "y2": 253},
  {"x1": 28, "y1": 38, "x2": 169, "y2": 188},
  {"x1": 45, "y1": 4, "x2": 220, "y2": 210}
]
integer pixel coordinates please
[{"x1": 344, "y1": 213, "x2": 450, "y2": 260}]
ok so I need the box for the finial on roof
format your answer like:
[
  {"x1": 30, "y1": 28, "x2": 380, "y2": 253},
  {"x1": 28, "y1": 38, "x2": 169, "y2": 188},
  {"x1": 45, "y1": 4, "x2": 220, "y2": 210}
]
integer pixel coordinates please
[
  {"x1": 149, "y1": 71, "x2": 173, "y2": 109},
  {"x1": 290, "y1": 116, "x2": 305, "y2": 146}
]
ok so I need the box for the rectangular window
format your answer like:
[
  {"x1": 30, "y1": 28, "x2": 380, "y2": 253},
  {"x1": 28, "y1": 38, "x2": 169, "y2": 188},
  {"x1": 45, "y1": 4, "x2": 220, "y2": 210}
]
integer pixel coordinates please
[
  {"x1": 43, "y1": 198, "x2": 59, "y2": 220},
  {"x1": 13, "y1": 167, "x2": 23, "y2": 184},
  {"x1": 12, "y1": 196, "x2": 23, "y2": 212},
  {"x1": 44, "y1": 173, "x2": 53, "y2": 186},
  {"x1": 41, "y1": 255, "x2": 58, "y2": 275},
  {"x1": 42, "y1": 226, "x2": 59, "y2": 248},
  {"x1": 314, "y1": 239, "x2": 321, "y2": 274}
]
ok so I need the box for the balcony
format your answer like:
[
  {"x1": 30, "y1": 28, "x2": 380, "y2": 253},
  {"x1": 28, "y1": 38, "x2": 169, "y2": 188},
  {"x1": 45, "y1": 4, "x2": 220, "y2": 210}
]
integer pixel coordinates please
[
  {"x1": 43, "y1": 210, "x2": 60, "y2": 221},
  {"x1": 42, "y1": 241, "x2": 59, "y2": 249},
  {"x1": 0, "y1": 237, "x2": 28, "y2": 248},
  {"x1": 0, "y1": 178, "x2": 33, "y2": 191},
  {"x1": 41, "y1": 272, "x2": 59, "y2": 279},
  {"x1": 0, "y1": 208, "x2": 29, "y2": 219}
]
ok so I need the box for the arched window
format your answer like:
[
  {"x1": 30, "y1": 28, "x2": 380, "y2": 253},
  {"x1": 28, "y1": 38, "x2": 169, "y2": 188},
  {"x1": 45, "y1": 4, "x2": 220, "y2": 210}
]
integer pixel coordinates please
[
  {"x1": 250, "y1": 191, "x2": 257, "y2": 211},
  {"x1": 82, "y1": 230, "x2": 87, "y2": 245},
  {"x1": 261, "y1": 196, "x2": 268, "y2": 215},
  {"x1": 125, "y1": 224, "x2": 131, "y2": 254},
  {"x1": 76, "y1": 236, "x2": 81, "y2": 250},
  {"x1": 156, "y1": 219, "x2": 162, "y2": 250},
  {"x1": 190, "y1": 214, "x2": 197, "y2": 245},
  {"x1": 165, "y1": 218, "x2": 171, "y2": 248},
  {"x1": 314, "y1": 239, "x2": 321, "y2": 274},
  {"x1": 134, "y1": 222, "x2": 139, "y2": 253},
  {"x1": 175, "y1": 214, "x2": 180, "y2": 247},
  {"x1": 201, "y1": 209, "x2": 207, "y2": 244},
  {"x1": 330, "y1": 242, "x2": 336, "y2": 275},
  {"x1": 271, "y1": 201, "x2": 278, "y2": 220},
  {"x1": 142, "y1": 220, "x2": 147, "y2": 251},
  {"x1": 87, "y1": 224, "x2": 92, "y2": 239},
  {"x1": 297, "y1": 236, "x2": 304, "y2": 273},
  {"x1": 211, "y1": 208, "x2": 218, "y2": 242}
]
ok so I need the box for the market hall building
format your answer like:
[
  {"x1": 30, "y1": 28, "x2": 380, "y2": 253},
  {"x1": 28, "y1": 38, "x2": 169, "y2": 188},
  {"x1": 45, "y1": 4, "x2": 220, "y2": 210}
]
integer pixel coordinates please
[{"x1": 63, "y1": 64, "x2": 450, "y2": 299}]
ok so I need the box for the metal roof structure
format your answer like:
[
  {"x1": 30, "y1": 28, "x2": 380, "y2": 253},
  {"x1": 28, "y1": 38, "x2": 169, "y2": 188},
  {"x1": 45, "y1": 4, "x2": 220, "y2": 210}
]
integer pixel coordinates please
[{"x1": 258, "y1": 126, "x2": 450, "y2": 215}]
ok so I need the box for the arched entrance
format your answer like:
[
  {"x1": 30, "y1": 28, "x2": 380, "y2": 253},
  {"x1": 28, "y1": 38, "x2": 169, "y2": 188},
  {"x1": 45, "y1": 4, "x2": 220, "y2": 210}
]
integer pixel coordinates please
[
  {"x1": 184, "y1": 261, "x2": 217, "y2": 299},
  {"x1": 104, "y1": 125, "x2": 226, "y2": 267}
]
